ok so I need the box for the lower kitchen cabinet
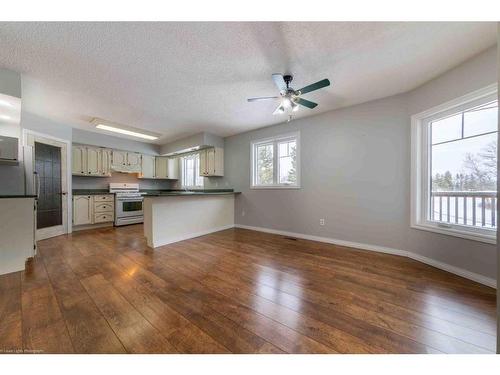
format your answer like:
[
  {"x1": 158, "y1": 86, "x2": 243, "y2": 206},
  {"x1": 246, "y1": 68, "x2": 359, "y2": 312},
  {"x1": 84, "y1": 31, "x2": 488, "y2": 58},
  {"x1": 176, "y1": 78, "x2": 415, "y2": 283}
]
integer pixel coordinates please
[
  {"x1": 73, "y1": 194, "x2": 114, "y2": 228},
  {"x1": 73, "y1": 195, "x2": 93, "y2": 226}
]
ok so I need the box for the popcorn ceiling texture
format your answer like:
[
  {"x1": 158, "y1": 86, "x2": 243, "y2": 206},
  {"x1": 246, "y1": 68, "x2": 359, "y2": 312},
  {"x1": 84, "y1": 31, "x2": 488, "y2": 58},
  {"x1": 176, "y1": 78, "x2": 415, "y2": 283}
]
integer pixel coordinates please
[{"x1": 0, "y1": 22, "x2": 496, "y2": 144}]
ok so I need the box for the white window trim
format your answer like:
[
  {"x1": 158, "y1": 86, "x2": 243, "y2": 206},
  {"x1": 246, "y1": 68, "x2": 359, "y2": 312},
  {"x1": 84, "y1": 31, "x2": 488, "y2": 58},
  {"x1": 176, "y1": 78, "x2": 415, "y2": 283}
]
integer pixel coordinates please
[
  {"x1": 250, "y1": 131, "x2": 301, "y2": 189},
  {"x1": 180, "y1": 153, "x2": 204, "y2": 189},
  {"x1": 410, "y1": 83, "x2": 498, "y2": 244}
]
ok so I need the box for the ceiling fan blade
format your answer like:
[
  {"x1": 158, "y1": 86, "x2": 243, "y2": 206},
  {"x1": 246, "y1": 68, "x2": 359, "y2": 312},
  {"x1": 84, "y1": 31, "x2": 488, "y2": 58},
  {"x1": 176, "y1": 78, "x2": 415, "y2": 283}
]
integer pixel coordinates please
[
  {"x1": 297, "y1": 79, "x2": 330, "y2": 95},
  {"x1": 296, "y1": 98, "x2": 318, "y2": 109},
  {"x1": 272, "y1": 73, "x2": 287, "y2": 93},
  {"x1": 247, "y1": 96, "x2": 279, "y2": 102}
]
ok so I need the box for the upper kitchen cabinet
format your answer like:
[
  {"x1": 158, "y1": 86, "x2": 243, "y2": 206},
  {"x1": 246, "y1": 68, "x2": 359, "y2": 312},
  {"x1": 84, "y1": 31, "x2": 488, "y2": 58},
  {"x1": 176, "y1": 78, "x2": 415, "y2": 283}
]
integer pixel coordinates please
[
  {"x1": 154, "y1": 156, "x2": 179, "y2": 179},
  {"x1": 72, "y1": 145, "x2": 112, "y2": 176},
  {"x1": 200, "y1": 147, "x2": 224, "y2": 177},
  {"x1": 86, "y1": 147, "x2": 101, "y2": 176},
  {"x1": 111, "y1": 150, "x2": 141, "y2": 173},
  {"x1": 167, "y1": 157, "x2": 179, "y2": 180},
  {"x1": 140, "y1": 154, "x2": 155, "y2": 179},
  {"x1": 127, "y1": 152, "x2": 141, "y2": 171},
  {"x1": 72, "y1": 145, "x2": 87, "y2": 175},
  {"x1": 100, "y1": 149, "x2": 112, "y2": 177},
  {"x1": 154, "y1": 156, "x2": 168, "y2": 179}
]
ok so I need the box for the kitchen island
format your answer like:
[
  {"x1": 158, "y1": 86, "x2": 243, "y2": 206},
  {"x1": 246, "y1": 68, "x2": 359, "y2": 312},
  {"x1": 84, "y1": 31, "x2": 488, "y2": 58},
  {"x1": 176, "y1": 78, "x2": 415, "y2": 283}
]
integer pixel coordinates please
[{"x1": 143, "y1": 190, "x2": 239, "y2": 248}]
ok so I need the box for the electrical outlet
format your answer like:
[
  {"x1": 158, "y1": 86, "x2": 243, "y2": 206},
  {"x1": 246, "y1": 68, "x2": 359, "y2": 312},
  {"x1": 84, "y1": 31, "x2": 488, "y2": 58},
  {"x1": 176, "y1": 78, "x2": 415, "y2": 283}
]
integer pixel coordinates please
[
  {"x1": 241, "y1": 210, "x2": 246, "y2": 217},
  {"x1": 319, "y1": 218, "x2": 325, "y2": 226}
]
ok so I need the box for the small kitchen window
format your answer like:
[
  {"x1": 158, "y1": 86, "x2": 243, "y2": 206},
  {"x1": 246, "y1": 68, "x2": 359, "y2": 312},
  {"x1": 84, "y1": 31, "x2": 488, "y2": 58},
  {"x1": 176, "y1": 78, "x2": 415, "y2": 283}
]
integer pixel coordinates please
[
  {"x1": 251, "y1": 132, "x2": 300, "y2": 189},
  {"x1": 181, "y1": 153, "x2": 204, "y2": 188}
]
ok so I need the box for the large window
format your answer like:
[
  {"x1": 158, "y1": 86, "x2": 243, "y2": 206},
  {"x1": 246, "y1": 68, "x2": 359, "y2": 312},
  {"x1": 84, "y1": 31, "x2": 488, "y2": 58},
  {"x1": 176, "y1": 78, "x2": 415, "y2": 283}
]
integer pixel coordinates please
[
  {"x1": 181, "y1": 153, "x2": 204, "y2": 188},
  {"x1": 251, "y1": 132, "x2": 300, "y2": 188},
  {"x1": 411, "y1": 85, "x2": 498, "y2": 243}
]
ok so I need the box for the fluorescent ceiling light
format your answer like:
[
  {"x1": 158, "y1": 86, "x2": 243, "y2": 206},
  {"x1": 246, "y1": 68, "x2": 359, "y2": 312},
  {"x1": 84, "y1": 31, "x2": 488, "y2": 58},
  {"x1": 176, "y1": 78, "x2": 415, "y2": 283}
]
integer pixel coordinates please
[
  {"x1": 92, "y1": 119, "x2": 160, "y2": 140},
  {"x1": 0, "y1": 114, "x2": 12, "y2": 120},
  {"x1": 96, "y1": 124, "x2": 159, "y2": 140}
]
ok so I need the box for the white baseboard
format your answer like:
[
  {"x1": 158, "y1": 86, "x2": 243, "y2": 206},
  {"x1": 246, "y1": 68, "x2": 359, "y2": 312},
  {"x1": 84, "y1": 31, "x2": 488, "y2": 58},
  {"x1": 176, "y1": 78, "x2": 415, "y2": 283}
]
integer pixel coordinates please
[
  {"x1": 152, "y1": 224, "x2": 235, "y2": 248},
  {"x1": 234, "y1": 224, "x2": 497, "y2": 289}
]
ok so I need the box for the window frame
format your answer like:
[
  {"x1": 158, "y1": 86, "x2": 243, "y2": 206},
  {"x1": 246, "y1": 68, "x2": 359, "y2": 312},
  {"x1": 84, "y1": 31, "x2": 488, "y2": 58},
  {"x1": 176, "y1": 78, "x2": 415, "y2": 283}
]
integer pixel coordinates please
[
  {"x1": 250, "y1": 131, "x2": 301, "y2": 189},
  {"x1": 411, "y1": 84, "x2": 498, "y2": 244},
  {"x1": 180, "y1": 152, "x2": 204, "y2": 189}
]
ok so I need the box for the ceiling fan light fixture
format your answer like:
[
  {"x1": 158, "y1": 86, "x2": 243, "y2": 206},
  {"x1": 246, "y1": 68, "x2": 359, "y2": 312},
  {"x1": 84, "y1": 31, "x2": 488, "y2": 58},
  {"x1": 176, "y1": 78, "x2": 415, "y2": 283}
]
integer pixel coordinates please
[{"x1": 292, "y1": 102, "x2": 299, "y2": 112}]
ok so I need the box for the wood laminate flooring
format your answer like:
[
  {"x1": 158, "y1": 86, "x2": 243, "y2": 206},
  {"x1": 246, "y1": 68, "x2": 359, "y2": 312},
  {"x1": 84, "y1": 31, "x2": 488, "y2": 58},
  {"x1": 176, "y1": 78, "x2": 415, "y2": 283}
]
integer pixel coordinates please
[{"x1": 0, "y1": 225, "x2": 496, "y2": 353}]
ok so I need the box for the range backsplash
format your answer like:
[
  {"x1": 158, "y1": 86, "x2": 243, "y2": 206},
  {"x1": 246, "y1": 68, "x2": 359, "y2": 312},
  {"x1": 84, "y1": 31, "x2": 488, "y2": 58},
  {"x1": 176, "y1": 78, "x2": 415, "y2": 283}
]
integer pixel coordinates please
[{"x1": 72, "y1": 172, "x2": 174, "y2": 190}]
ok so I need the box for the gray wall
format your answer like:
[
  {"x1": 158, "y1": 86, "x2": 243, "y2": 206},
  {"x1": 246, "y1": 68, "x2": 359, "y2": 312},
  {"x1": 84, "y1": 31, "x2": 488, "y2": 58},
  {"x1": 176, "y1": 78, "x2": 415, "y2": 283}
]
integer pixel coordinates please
[
  {"x1": 223, "y1": 46, "x2": 498, "y2": 281},
  {"x1": 0, "y1": 68, "x2": 21, "y2": 99}
]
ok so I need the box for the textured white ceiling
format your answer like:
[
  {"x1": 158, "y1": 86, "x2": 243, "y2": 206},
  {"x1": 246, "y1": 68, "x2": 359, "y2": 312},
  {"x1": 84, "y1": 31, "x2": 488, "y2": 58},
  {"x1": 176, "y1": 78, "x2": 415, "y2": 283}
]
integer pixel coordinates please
[{"x1": 0, "y1": 22, "x2": 496, "y2": 144}]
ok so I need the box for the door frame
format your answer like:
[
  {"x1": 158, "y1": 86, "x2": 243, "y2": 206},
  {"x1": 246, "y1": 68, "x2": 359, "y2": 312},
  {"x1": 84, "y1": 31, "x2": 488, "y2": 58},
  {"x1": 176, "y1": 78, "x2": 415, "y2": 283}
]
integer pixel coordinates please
[{"x1": 22, "y1": 129, "x2": 72, "y2": 239}]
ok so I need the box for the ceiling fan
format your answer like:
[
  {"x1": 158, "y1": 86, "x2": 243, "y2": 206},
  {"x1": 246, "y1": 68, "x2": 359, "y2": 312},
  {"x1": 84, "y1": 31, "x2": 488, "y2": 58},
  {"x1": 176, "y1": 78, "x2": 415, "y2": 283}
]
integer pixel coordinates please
[{"x1": 247, "y1": 74, "x2": 330, "y2": 115}]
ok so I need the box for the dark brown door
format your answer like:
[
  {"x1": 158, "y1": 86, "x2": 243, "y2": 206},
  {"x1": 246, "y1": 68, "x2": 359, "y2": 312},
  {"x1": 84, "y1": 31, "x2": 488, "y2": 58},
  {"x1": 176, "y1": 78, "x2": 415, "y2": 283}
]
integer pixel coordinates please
[{"x1": 35, "y1": 142, "x2": 62, "y2": 229}]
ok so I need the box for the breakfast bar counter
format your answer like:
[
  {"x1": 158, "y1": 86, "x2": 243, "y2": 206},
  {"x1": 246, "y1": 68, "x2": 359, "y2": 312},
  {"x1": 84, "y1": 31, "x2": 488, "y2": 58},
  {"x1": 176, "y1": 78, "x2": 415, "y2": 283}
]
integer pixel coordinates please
[{"x1": 143, "y1": 190, "x2": 239, "y2": 248}]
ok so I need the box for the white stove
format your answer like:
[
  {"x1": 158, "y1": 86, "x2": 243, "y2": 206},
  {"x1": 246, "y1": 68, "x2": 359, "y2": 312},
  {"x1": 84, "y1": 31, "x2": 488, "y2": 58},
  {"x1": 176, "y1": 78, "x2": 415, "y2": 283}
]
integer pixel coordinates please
[{"x1": 109, "y1": 183, "x2": 144, "y2": 226}]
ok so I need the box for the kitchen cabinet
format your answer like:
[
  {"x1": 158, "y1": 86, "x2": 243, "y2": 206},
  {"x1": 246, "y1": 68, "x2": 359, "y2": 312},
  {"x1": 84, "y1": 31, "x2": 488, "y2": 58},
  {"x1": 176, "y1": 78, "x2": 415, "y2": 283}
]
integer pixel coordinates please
[
  {"x1": 127, "y1": 152, "x2": 141, "y2": 170},
  {"x1": 111, "y1": 150, "x2": 127, "y2": 170},
  {"x1": 155, "y1": 156, "x2": 168, "y2": 179},
  {"x1": 167, "y1": 157, "x2": 179, "y2": 179},
  {"x1": 154, "y1": 156, "x2": 179, "y2": 179},
  {"x1": 111, "y1": 150, "x2": 141, "y2": 172},
  {"x1": 86, "y1": 147, "x2": 101, "y2": 176},
  {"x1": 199, "y1": 147, "x2": 224, "y2": 176},
  {"x1": 73, "y1": 194, "x2": 114, "y2": 228},
  {"x1": 72, "y1": 145, "x2": 87, "y2": 175},
  {"x1": 73, "y1": 195, "x2": 93, "y2": 226},
  {"x1": 140, "y1": 154, "x2": 155, "y2": 179},
  {"x1": 100, "y1": 149, "x2": 112, "y2": 176},
  {"x1": 72, "y1": 145, "x2": 112, "y2": 177}
]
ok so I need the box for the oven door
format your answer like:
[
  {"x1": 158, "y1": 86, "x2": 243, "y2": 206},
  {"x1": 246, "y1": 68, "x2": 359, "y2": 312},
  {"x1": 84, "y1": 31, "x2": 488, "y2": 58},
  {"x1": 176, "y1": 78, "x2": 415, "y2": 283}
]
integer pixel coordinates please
[{"x1": 116, "y1": 197, "x2": 144, "y2": 218}]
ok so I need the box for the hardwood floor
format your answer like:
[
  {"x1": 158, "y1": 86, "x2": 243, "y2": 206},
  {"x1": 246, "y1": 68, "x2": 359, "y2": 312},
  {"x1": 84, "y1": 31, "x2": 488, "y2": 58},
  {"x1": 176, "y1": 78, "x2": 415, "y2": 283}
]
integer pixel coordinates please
[{"x1": 0, "y1": 224, "x2": 496, "y2": 353}]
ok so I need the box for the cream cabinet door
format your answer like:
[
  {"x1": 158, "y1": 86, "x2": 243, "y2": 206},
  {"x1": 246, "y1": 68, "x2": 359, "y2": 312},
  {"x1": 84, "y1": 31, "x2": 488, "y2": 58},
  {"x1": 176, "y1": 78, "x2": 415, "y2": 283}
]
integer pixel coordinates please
[
  {"x1": 112, "y1": 150, "x2": 127, "y2": 169},
  {"x1": 167, "y1": 158, "x2": 179, "y2": 179},
  {"x1": 155, "y1": 157, "x2": 168, "y2": 179},
  {"x1": 86, "y1": 147, "x2": 101, "y2": 176},
  {"x1": 199, "y1": 148, "x2": 223, "y2": 176},
  {"x1": 140, "y1": 154, "x2": 155, "y2": 179},
  {"x1": 206, "y1": 148, "x2": 215, "y2": 175},
  {"x1": 213, "y1": 147, "x2": 224, "y2": 176},
  {"x1": 72, "y1": 145, "x2": 87, "y2": 175},
  {"x1": 100, "y1": 149, "x2": 112, "y2": 176},
  {"x1": 127, "y1": 152, "x2": 141, "y2": 171},
  {"x1": 199, "y1": 149, "x2": 208, "y2": 176},
  {"x1": 73, "y1": 195, "x2": 93, "y2": 226}
]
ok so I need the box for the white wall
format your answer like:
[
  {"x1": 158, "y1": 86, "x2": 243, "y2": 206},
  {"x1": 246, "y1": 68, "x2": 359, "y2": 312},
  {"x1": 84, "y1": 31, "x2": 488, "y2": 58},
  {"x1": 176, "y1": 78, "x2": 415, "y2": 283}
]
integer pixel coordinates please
[
  {"x1": 223, "y1": 46, "x2": 498, "y2": 282},
  {"x1": 0, "y1": 68, "x2": 23, "y2": 195}
]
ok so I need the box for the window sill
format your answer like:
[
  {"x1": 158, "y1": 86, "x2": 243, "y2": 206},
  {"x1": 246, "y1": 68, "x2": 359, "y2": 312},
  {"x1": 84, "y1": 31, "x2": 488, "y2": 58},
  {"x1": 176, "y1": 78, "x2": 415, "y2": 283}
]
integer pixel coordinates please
[
  {"x1": 411, "y1": 222, "x2": 496, "y2": 244},
  {"x1": 250, "y1": 185, "x2": 301, "y2": 190}
]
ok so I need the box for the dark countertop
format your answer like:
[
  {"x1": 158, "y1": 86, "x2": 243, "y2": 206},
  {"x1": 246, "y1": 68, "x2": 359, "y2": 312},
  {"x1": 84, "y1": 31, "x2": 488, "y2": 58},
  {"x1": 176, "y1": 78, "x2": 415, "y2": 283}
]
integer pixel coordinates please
[
  {"x1": 72, "y1": 189, "x2": 111, "y2": 195},
  {"x1": 143, "y1": 191, "x2": 240, "y2": 197},
  {"x1": 72, "y1": 189, "x2": 238, "y2": 196},
  {"x1": 0, "y1": 195, "x2": 37, "y2": 199}
]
